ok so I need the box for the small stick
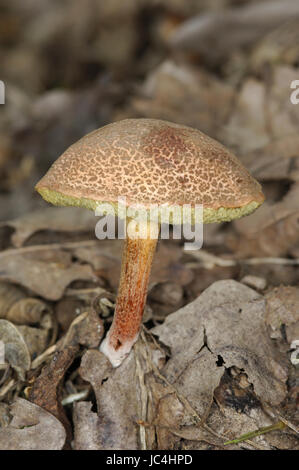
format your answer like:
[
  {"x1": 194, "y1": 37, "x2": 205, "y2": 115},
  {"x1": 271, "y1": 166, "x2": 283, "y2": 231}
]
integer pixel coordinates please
[{"x1": 224, "y1": 421, "x2": 286, "y2": 446}]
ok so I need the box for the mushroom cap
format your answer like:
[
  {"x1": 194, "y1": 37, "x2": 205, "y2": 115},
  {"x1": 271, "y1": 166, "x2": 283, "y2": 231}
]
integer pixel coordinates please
[{"x1": 35, "y1": 118, "x2": 264, "y2": 223}]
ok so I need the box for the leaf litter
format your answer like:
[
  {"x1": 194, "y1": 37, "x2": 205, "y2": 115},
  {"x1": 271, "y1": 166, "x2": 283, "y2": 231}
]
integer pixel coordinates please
[{"x1": 0, "y1": 0, "x2": 299, "y2": 451}]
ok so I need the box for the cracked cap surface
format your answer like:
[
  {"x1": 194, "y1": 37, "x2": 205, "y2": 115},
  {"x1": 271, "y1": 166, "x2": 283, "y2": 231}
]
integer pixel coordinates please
[{"x1": 35, "y1": 118, "x2": 264, "y2": 223}]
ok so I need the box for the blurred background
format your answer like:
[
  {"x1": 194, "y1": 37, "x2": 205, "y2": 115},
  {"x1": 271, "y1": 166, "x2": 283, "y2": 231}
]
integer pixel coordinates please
[{"x1": 1, "y1": 0, "x2": 299, "y2": 285}]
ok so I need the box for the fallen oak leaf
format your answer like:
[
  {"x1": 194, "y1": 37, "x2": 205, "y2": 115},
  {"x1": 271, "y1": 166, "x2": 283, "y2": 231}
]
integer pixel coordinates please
[
  {"x1": 78, "y1": 349, "x2": 140, "y2": 450},
  {"x1": 0, "y1": 398, "x2": 66, "y2": 450},
  {"x1": 0, "y1": 250, "x2": 97, "y2": 300},
  {"x1": 73, "y1": 401, "x2": 103, "y2": 450},
  {"x1": 170, "y1": 348, "x2": 224, "y2": 423},
  {"x1": 77, "y1": 334, "x2": 166, "y2": 451},
  {"x1": 152, "y1": 280, "x2": 287, "y2": 407}
]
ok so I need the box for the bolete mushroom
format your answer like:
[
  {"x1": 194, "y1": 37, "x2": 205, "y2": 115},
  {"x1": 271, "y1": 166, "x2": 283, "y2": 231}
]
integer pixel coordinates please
[{"x1": 35, "y1": 118, "x2": 264, "y2": 367}]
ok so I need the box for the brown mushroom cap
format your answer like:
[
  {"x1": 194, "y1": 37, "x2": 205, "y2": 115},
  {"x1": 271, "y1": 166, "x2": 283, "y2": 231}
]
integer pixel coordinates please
[{"x1": 35, "y1": 118, "x2": 264, "y2": 223}]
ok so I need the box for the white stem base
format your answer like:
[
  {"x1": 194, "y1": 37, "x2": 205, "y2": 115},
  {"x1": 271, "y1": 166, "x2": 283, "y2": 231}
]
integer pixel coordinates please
[{"x1": 99, "y1": 332, "x2": 139, "y2": 368}]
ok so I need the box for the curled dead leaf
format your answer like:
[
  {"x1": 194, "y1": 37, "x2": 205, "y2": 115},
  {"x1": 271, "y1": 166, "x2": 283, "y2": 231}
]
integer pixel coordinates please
[
  {"x1": 0, "y1": 319, "x2": 30, "y2": 380},
  {"x1": 0, "y1": 281, "x2": 26, "y2": 319},
  {"x1": 6, "y1": 297, "x2": 52, "y2": 325},
  {"x1": 29, "y1": 345, "x2": 78, "y2": 446}
]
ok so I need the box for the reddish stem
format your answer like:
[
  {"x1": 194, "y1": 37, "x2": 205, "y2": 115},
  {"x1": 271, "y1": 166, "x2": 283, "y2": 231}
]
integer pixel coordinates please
[{"x1": 100, "y1": 219, "x2": 158, "y2": 366}]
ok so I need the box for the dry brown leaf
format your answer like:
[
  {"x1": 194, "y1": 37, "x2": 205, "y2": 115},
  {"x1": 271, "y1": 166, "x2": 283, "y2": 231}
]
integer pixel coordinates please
[
  {"x1": 170, "y1": 1, "x2": 299, "y2": 66},
  {"x1": 144, "y1": 348, "x2": 225, "y2": 450},
  {"x1": 6, "y1": 297, "x2": 52, "y2": 325},
  {"x1": 76, "y1": 334, "x2": 167, "y2": 451},
  {"x1": 242, "y1": 135, "x2": 299, "y2": 183},
  {"x1": 0, "y1": 319, "x2": 30, "y2": 379},
  {"x1": 0, "y1": 250, "x2": 97, "y2": 300},
  {"x1": 0, "y1": 207, "x2": 97, "y2": 247},
  {"x1": 207, "y1": 396, "x2": 299, "y2": 450},
  {"x1": 128, "y1": 60, "x2": 234, "y2": 137},
  {"x1": 265, "y1": 286, "x2": 299, "y2": 343},
  {"x1": 62, "y1": 309, "x2": 104, "y2": 349},
  {"x1": 0, "y1": 284, "x2": 53, "y2": 358},
  {"x1": 250, "y1": 18, "x2": 299, "y2": 72},
  {"x1": 29, "y1": 345, "x2": 78, "y2": 446},
  {"x1": 16, "y1": 325, "x2": 49, "y2": 358},
  {"x1": 0, "y1": 281, "x2": 26, "y2": 318},
  {"x1": 222, "y1": 78, "x2": 269, "y2": 154},
  {"x1": 74, "y1": 240, "x2": 122, "y2": 288},
  {"x1": 186, "y1": 264, "x2": 239, "y2": 300},
  {"x1": 0, "y1": 398, "x2": 66, "y2": 450},
  {"x1": 151, "y1": 242, "x2": 194, "y2": 288},
  {"x1": 206, "y1": 402, "x2": 271, "y2": 450},
  {"x1": 152, "y1": 280, "x2": 287, "y2": 406},
  {"x1": 229, "y1": 183, "x2": 299, "y2": 257},
  {"x1": 55, "y1": 296, "x2": 85, "y2": 332},
  {"x1": 149, "y1": 281, "x2": 184, "y2": 317},
  {"x1": 75, "y1": 239, "x2": 193, "y2": 290},
  {"x1": 260, "y1": 424, "x2": 299, "y2": 450},
  {"x1": 0, "y1": 402, "x2": 10, "y2": 428},
  {"x1": 79, "y1": 349, "x2": 139, "y2": 450},
  {"x1": 152, "y1": 389, "x2": 185, "y2": 450},
  {"x1": 222, "y1": 66, "x2": 299, "y2": 157},
  {"x1": 77, "y1": 334, "x2": 226, "y2": 450},
  {"x1": 73, "y1": 401, "x2": 103, "y2": 450},
  {"x1": 168, "y1": 423, "x2": 223, "y2": 449},
  {"x1": 173, "y1": 348, "x2": 224, "y2": 421}
]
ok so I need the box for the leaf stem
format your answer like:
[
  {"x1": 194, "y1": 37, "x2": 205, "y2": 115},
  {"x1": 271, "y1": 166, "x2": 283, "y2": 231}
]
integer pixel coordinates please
[{"x1": 224, "y1": 421, "x2": 286, "y2": 446}]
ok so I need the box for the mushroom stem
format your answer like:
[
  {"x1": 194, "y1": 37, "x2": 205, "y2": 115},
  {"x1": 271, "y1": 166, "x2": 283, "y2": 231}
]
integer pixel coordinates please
[{"x1": 100, "y1": 218, "x2": 159, "y2": 367}]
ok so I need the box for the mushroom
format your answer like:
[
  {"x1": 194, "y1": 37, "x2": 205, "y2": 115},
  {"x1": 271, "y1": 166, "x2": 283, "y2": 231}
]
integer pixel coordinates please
[{"x1": 35, "y1": 118, "x2": 264, "y2": 367}]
